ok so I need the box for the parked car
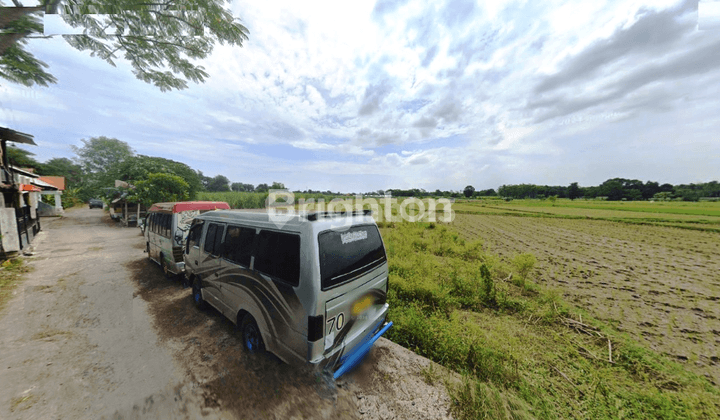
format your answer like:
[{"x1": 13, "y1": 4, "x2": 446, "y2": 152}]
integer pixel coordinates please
[
  {"x1": 89, "y1": 199, "x2": 103, "y2": 209},
  {"x1": 185, "y1": 209, "x2": 392, "y2": 379}
]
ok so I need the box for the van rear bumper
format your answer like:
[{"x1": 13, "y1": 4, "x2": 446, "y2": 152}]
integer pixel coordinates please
[
  {"x1": 170, "y1": 261, "x2": 185, "y2": 275},
  {"x1": 332, "y1": 321, "x2": 393, "y2": 379}
]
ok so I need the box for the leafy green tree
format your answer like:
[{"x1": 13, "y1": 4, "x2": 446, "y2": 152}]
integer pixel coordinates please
[
  {"x1": 255, "y1": 183, "x2": 269, "y2": 193},
  {"x1": 625, "y1": 189, "x2": 643, "y2": 201},
  {"x1": 270, "y1": 181, "x2": 285, "y2": 190},
  {"x1": 1, "y1": 0, "x2": 249, "y2": 91},
  {"x1": 231, "y1": 182, "x2": 254, "y2": 192},
  {"x1": 599, "y1": 179, "x2": 624, "y2": 201},
  {"x1": 641, "y1": 181, "x2": 660, "y2": 200},
  {"x1": 0, "y1": 3, "x2": 57, "y2": 86},
  {"x1": 659, "y1": 183, "x2": 674, "y2": 193},
  {"x1": 652, "y1": 192, "x2": 672, "y2": 201},
  {"x1": 463, "y1": 185, "x2": 475, "y2": 198},
  {"x1": 6, "y1": 145, "x2": 41, "y2": 168},
  {"x1": 69, "y1": 136, "x2": 134, "y2": 200},
  {"x1": 206, "y1": 174, "x2": 230, "y2": 192},
  {"x1": 39, "y1": 157, "x2": 82, "y2": 186},
  {"x1": 130, "y1": 172, "x2": 189, "y2": 208},
  {"x1": 71, "y1": 136, "x2": 134, "y2": 174},
  {"x1": 197, "y1": 170, "x2": 212, "y2": 190},
  {"x1": 105, "y1": 155, "x2": 202, "y2": 198},
  {"x1": 568, "y1": 182, "x2": 580, "y2": 200}
]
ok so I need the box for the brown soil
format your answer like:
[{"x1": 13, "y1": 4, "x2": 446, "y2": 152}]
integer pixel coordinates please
[
  {"x1": 454, "y1": 213, "x2": 720, "y2": 385},
  {"x1": 0, "y1": 208, "x2": 455, "y2": 419}
]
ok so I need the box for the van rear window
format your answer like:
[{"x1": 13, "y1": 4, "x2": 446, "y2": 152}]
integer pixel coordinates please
[{"x1": 318, "y1": 225, "x2": 386, "y2": 290}]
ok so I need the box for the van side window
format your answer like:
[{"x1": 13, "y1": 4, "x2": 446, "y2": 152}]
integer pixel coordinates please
[
  {"x1": 222, "y1": 225, "x2": 255, "y2": 266},
  {"x1": 254, "y1": 230, "x2": 300, "y2": 286},
  {"x1": 163, "y1": 214, "x2": 171, "y2": 237},
  {"x1": 186, "y1": 222, "x2": 204, "y2": 253},
  {"x1": 204, "y1": 223, "x2": 225, "y2": 256}
]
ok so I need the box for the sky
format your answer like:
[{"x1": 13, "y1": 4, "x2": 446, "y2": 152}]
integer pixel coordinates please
[{"x1": 2, "y1": 0, "x2": 719, "y2": 192}]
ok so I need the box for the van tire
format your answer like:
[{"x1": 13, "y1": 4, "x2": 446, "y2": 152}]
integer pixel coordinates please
[
  {"x1": 146, "y1": 243, "x2": 151, "y2": 257},
  {"x1": 160, "y1": 254, "x2": 173, "y2": 279},
  {"x1": 192, "y1": 277, "x2": 207, "y2": 309},
  {"x1": 240, "y1": 315, "x2": 264, "y2": 354}
]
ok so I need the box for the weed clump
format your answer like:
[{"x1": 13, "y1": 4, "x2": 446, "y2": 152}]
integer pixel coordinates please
[
  {"x1": 479, "y1": 264, "x2": 496, "y2": 306},
  {"x1": 511, "y1": 253, "x2": 536, "y2": 289}
]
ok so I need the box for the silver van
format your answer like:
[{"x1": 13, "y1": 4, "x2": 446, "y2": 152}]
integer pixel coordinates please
[{"x1": 184, "y1": 209, "x2": 392, "y2": 378}]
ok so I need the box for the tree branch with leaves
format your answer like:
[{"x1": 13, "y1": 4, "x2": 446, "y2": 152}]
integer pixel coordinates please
[{"x1": 0, "y1": 0, "x2": 248, "y2": 90}]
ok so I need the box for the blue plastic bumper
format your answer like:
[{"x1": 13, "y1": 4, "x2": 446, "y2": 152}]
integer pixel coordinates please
[{"x1": 333, "y1": 321, "x2": 393, "y2": 379}]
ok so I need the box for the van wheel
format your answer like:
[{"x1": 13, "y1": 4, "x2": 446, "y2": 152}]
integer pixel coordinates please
[
  {"x1": 192, "y1": 277, "x2": 207, "y2": 309},
  {"x1": 160, "y1": 254, "x2": 172, "y2": 279},
  {"x1": 146, "y1": 243, "x2": 151, "y2": 257},
  {"x1": 241, "y1": 315, "x2": 264, "y2": 353}
]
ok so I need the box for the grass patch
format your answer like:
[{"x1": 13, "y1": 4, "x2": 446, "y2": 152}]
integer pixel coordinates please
[
  {"x1": 9, "y1": 393, "x2": 35, "y2": 412},
  {"x1": 0, "y1": 258, "x2": 31, "y2": 314},
  {"x1": 380, "y1": 221, "x2": 720, "y2": 419},
  {"x1": 32, "y1": 328, "x2": 73, "y2": 341},
  {"x1": 197, "y1": 191, "x2": 343, "y2": 209}
]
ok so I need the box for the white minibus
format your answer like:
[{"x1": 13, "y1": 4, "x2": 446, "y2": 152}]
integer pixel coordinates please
[{"x1": 145, "y1": 201, "x2": 230, "y2": 278}]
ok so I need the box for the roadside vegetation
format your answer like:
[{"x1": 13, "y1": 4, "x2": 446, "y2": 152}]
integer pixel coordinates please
[
  {"x1": 197, "y1": 191, "x2": 342, "y2": 209},
  {"x1": 379, "y1": 220, "x2": 719, "y2": 419},
  {"x1": 0, "y1": 259, "x2": 31, "y2": 314}
]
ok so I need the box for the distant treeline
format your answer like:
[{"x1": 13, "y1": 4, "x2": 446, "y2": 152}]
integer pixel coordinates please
[
  {"x1": 383, "y1": 188, "x2": 497, "y2": 198},
  {"x1": 497, "y1": 179, "x2": 720, "y2": 201},
  {"x1": 385, "y1": 179, "x2": 720, "y2": 202}
]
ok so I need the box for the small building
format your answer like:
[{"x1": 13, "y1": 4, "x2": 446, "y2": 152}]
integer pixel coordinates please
[
  {"x1": 0, "y1": 127, "x2": 42, "y2": 255},
  {"x1": 35, "y1": 176, "x2": 65, "y2": 216},
  {"x1": 108, "y1": 181, "x2": 146, "y2": 227},
  {"x1": 37, "y1": 176, "x2": 65, "y2": 216}
]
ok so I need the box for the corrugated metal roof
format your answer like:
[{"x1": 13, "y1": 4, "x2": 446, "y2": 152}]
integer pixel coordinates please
[
  {"x1": 31, "y1": 178, "x2": 58, "y2": 190},
  {"x1": 0, "y1": 127, "x2": 36, "y2": 145}
]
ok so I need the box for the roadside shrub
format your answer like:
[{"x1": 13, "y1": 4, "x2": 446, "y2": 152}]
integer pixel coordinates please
[
  {"x1": 512, "y1": 253, "x2": 537, "y2": 289},
  {"x1": 62, "y1": 188, "x2": 84, "y2": 208},
  {"x1": 449, "y1": 378, "x2": 536, "y2": 420},
  {"x1": 466, "y1": 341, "x2": 520, "y2": 387},
  {"x1": 479, "y1": 264, "x2": 496, "y2": 307}
]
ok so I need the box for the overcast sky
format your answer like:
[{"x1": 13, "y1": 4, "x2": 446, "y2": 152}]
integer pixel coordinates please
[{"x1": 2, "y1": 0, "x2": 719, "y2": 192}]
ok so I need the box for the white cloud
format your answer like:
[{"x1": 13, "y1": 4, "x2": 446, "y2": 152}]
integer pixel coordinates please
[{"x1": 6, "y1": 0, "x2": 718, "y2": 191}]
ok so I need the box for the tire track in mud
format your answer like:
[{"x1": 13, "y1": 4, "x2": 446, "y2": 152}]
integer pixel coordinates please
[{"x1": 454, "y1": 214, "x2": 720, "y2": 386}]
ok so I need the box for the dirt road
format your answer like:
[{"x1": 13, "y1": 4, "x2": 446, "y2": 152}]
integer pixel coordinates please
[{"x1": 0, "y1": 208, "x2": 454, "y2": 419}]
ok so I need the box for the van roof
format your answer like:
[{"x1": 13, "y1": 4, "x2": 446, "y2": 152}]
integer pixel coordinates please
[
  {"x1": 196, "y1": 209, "x2": 375, "y2": 229},
  {"x1": 148, "y1": 201, "x2": 231, "y2": 214}
]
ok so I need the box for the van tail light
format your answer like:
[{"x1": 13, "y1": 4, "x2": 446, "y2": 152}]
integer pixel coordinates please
[{"x1": 308, "y1": 315, "x2": 324, "y2": 342}]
